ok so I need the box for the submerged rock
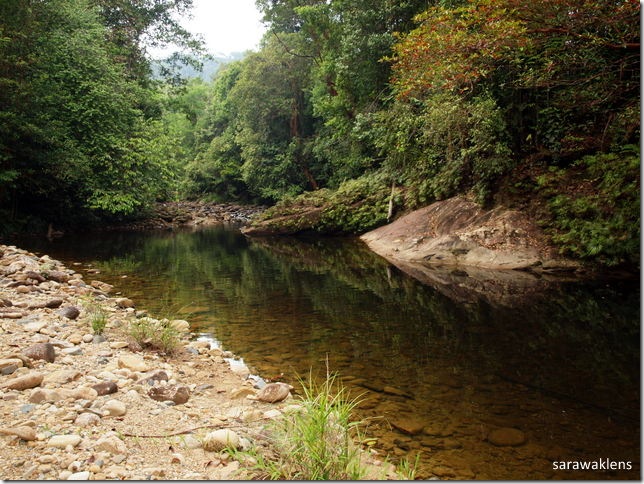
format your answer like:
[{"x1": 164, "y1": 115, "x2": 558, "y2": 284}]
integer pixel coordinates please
[{"x1": 487, "y1": 427, "x2": 527, "y2": 447}]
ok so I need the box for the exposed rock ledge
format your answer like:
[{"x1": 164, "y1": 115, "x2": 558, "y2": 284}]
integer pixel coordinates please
[{"x1": 361, "y1": 197, "x2": 581, "y2": 273}]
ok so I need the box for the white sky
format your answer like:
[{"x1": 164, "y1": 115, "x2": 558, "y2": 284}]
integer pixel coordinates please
[{"x1": 150, "y1": 0, "x2": 267, "y2": 58}]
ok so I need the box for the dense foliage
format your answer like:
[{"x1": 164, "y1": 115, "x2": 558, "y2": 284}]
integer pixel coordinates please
[
  {"x1": 0, "y1": 0, "x2": 202, "y2": 232},
  {"x1": 0, "y1": 0, "x2": 639, "y2": 266}
]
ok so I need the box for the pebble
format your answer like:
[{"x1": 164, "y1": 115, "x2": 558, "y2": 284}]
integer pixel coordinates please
[
  {"x1": 94, "y1": 433, "x2": 128, "y2": 454},
  {"x1": 61, "y1": 347, "x2": 82, "y2": 356},
  {"x1": 57, "y1": 306, "x2": 80, "y2": 320},
  {"x1": 28, "y1": 388, "x2": 64, "y2": 403},
  {"x1": 0, "y1": 426, "x2": 37, "y2": 441},
  {"x1": 23, "y1": 321, "x2": 47, "y2": 333},
  {"x1": 67, "y1": 471, "x2": 91, "y2": 480},
  {"x1": 1, "y1": 371, "x2": 43, "y2": 390},
  {"x1": 74, "y1": 412, "x2": 101, "y2": 427},
  {"x1": 82, "y1": 334, "x2": 94, "y2": 343},
  {"x1": 147, "y1": 384, "x2": 190, "y2": 404},
  {"x1": 22, "y1": 343, "x2": 56, "y2": 363},
  {"x1": 92, "y1": 381, "x2": 118, "y2": 396},
  {"x1": 47, "y1": 434, "x2": 82, "y2": 448},
  {"x1": 202, "y1": 429, "x2": 241, "y2": 452},
  {"x1": 117, "y1": 355, "x2": 149, "y2": 372},
  {"x1": 103, "y1": 399, "x2": 127, "y2": 416},
  {"x1": 256, "y1": 382, "x2": 291, "y2": 403},
  {"x1": 67, "y1": 333, "x2": 83, "y2": 344}
]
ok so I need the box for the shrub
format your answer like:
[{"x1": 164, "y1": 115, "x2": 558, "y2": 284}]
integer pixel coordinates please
[
  {"x1": 235, "y1": 373, "x2": 368, "y2": 480},
  {"x1": 537, "y1": 147, "x2": 640, "y2": 266},
  {"x1": 127, "y1": 317, "x2": 182, "y2": 354},
  {"x1": 81, "y1": 297, "x2": 108, "y2": 335}
]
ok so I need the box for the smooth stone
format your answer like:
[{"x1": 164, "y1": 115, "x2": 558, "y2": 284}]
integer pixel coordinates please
[
  {"x1": 92, "y1": 381, "x2": 118, "y2": 396},
  {"x1": 67, "y1": 334, "x2": 83, "y2": 345},
  {"x1": 74, "y1": 412, "x2": 101, "y2": 427},
  {"x1": 103, "y1": 399, "x2": 127, "y2": 417},
  {"x1": 383, "y1": 386, "x2": 413, "y2": 398},
  {"x1": 117, "y1": 355, "x2": 149, "y2": 372},
  {"x1": 0, "y1": 358, "x2": 23, "y2": 371},
  {"x1": 391, "y1": 417, "x2": 426, "y2": 436},
  {"x1": 139, "y1": 370, "x2": 169, "y2": 386},
  {"x1": 23, "y1": 321, "x2": 48, "y2": 333},
  {"x1": 67, "y1": 471, "x2": 91, "y2": 480},
  {"x1": 487, "y1": 427, "x2": 527, "y2": 447},
  {"x1": 90, "y1": 280, "x2": 113, "y2": 293},
  {"x1": 202, "y1": 429, "x2": 240, "y2": 452},
  {"x1": 115, "y1": 298, "x2": 134, "y2": 309},
  {"x1": 2, "y1": 371, "x2": 43, "y2": 390},
  {"x1": 256, "y1": 382, "x2": 291, "y2": 403},
  {"x1": 45, "y1": 299, "x2": 64, "y2": 309},
  {"x1": 57, "y1": 306, "x2": 80, "y2": 320},
  {"x1": 46, "y1": 271, "x2": 69, "y2": 283},
  {"x1": 263, "y1": 409, "x2": 282, "y2": 419},
  {"x1": 43, "y1": 370, "x2": 81, "y2": 385},
  {"x1": 82, "y1": 334, "x2": 94, "y2": 343},
  {"x1": 47, "y1": 434, "x2": 82, "y2": 448},
  {"x1": 71, "y1": 387, "x2": 98, "y2": 401},
  {"x1": 147, "y1": 384, "x2": 190, "y2": 404},
  {"x1": 230, "y1": 387, "x2": 256, "y2": 399},
  {"x1": 94, "y1": 433, "x2": 128, "y2": 454},
  {"x1": 0, "y1": 426, "x2": 37, "y2": 441},
  {"x1": 93, "y1": 335, "x2": 107, "y2": 344},
  {"x1": 109, "y1": 341, "x2": 128, "y2": 349},
  {"x1": 22, "y1": 343, "x2": 56, "y2": 363},
  {"x1": 61, "y1": 347, "x2": 82, "y2": 356},
  {"x1": 28, "y1": 388, "x2": 64, "y2": 403}
]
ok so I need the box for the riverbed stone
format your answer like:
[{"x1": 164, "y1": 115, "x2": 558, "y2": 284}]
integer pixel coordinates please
[
  {"x1": 57, "y1": 306, "x2": 80, "y2": 320},
  {"x1": 391, "y1": 417, "x2": 426, "y2": 435},
  {"x1": 74, "y1": 412, "x2": 101, "y2": 427},
  {"x1": 92, "y1": 381, "x2": 118, "y2": 396},
  {"x1": 28, "y1": 388, "x2": 64, "y2": 403},
  {"x1": 118, "y1": 355, "x2": 149, "y2": 372},
  {"x1": 0, "y1": 426, "x2": 37, "y2": 441},
  {"x1": 1, "y1": 371, "x2": 43, "y2": 390},
  {"x1": 202, "y1": 429, "x2": 240, "y2": 452},
  {"x1": 23, "y1": 321, "x2": 48, "y2": 333},
  {"x1": 43, "y1": 369, "x2": 81, "y2": 385},
  {"x1": 147, "y1": 384, "x2": 190, "y2": 404},
  {"x1": 47, "y1": 434, "x2": 82, "y2": 448},
  {"x1": 94, "y1": 433, "x2": 128, "y2": 454},
  {"x1": 487, "y1": 427, "x2": 527, "y2": 447},
  {"x1": 103, "y1": 399, "x2": 127, "y2": 417},
  {"x1": 256, "y1": 382, "x2": 291, "y2": 403},
  {"x1": 67, "y1": 471, "x2": 91, "y2": 480}
]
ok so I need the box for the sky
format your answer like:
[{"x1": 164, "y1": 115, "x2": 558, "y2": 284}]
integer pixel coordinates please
[{"x1": 151, "y1": 0, "x2": 267, "y2": 58}]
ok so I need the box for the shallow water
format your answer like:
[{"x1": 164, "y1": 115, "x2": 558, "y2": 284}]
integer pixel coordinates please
[{"x1": 14, "y1": 225, "x2": 640, "y2": 479}]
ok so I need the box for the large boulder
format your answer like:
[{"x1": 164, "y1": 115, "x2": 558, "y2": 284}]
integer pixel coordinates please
[{"x1": 360, "y1": 196, "x2": 579, "y2": 272}]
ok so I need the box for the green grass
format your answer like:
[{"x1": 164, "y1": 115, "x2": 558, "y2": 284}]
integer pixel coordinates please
[
  {"x1": 127, "y1": 317, "x2": 182, "y2": 354},
  {"x1": 232, "y1": 372, "x2": 369, "y2": 480}
]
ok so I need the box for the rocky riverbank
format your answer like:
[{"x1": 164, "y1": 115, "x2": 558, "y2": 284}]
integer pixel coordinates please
[
  {"x1": 0, "y1": 244, "x2": 394, "y2": 480},
  {"x1": 106, "y1": 201, "x2": 267, "y2": 231}
]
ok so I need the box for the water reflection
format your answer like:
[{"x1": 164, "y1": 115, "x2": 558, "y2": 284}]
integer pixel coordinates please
[{"x1": 16, "y1": 226, "x2": 640, "y2": 479}]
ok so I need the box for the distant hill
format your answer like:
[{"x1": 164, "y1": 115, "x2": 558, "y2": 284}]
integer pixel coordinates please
[{"x1": 151, "y1": 52, "x2": 247, "y2": 82}]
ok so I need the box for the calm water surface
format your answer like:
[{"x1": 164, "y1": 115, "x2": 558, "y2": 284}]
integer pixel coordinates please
[{"x1": 16, "y1": 225, "x2": 640, "y2": 479}]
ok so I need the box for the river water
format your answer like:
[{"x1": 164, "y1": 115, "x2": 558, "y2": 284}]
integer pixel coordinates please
[{"x1": 15, "y1": 225, "x2": 640, "y2": 479}]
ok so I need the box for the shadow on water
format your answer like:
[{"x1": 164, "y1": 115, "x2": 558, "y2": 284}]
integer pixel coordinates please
[{"x1": 14, "y1": 225, "x2": 640, "y2": 479}]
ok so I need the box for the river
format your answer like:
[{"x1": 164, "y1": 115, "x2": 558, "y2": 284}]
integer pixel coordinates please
[{"x1": 14, "y1": 224, "x2": 640, "y2": 479}]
